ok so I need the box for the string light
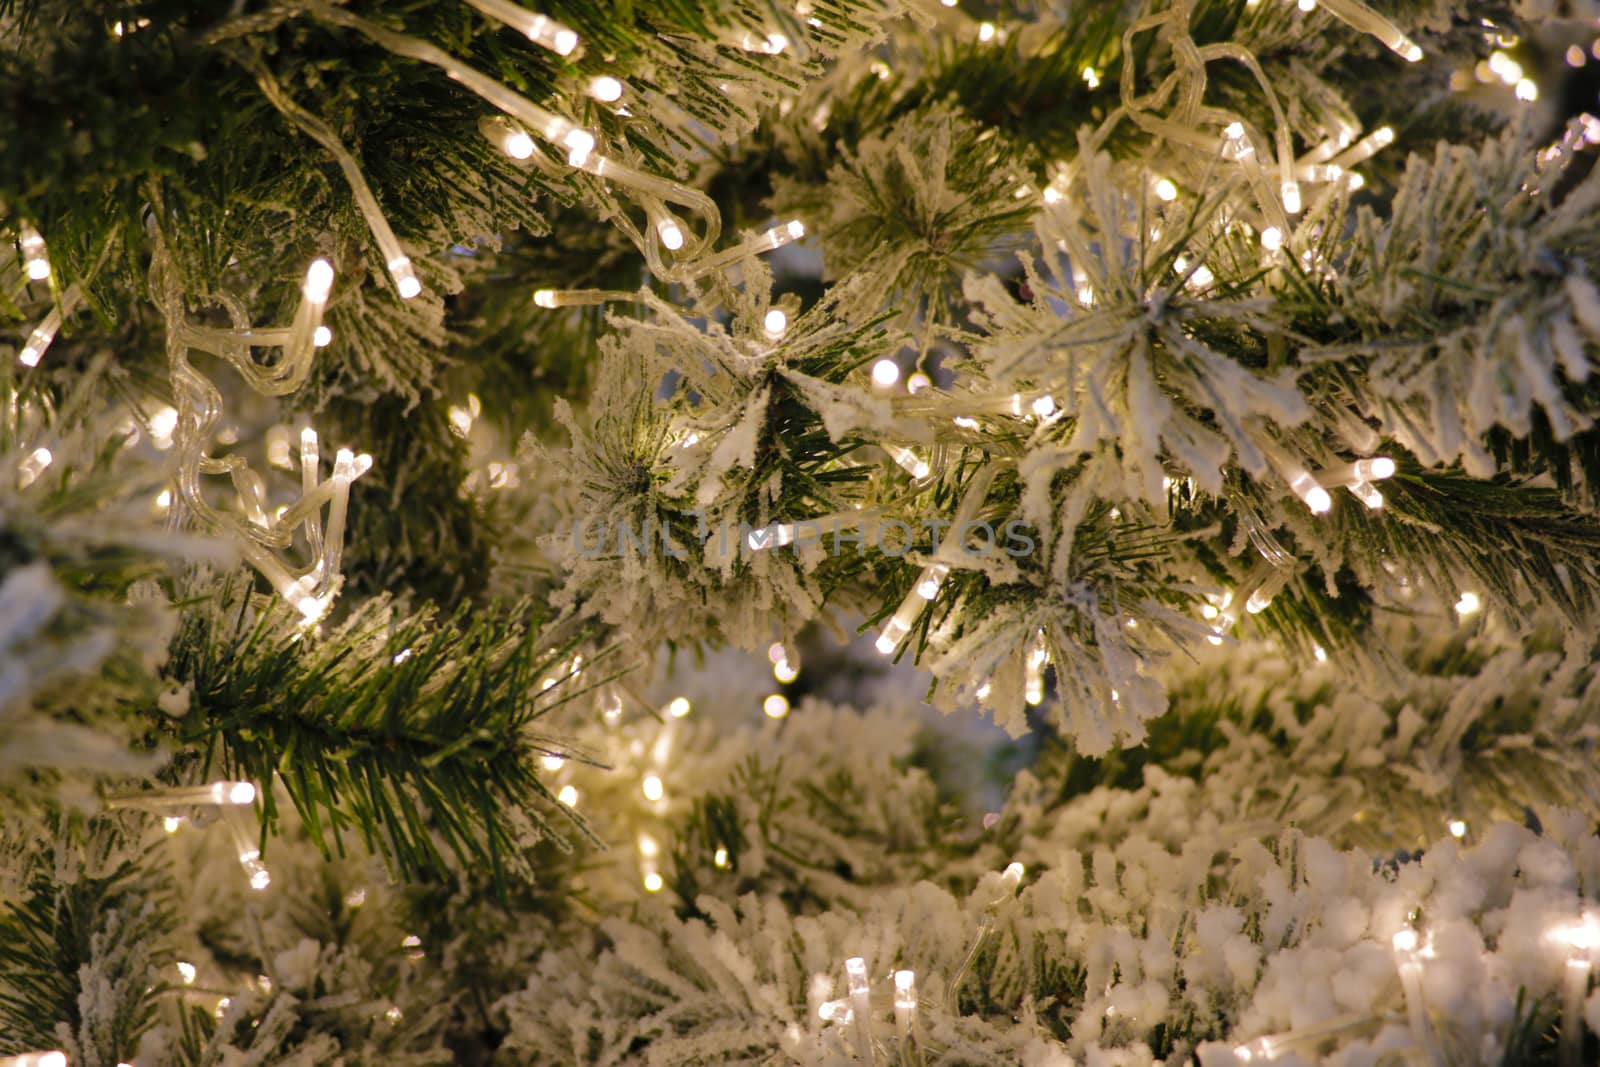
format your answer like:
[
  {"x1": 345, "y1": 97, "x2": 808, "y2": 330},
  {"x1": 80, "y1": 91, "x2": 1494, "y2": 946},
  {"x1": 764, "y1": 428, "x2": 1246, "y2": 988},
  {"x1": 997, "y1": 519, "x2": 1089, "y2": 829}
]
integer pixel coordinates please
[
  {"x1": 1454, "y1": 591, "x2": 1481, "y2": 616},
  {"x1": 177, "y1": 961, "x2": 198, "y2": 984},
  {"x1": 882, "y1": 444, "x2": 931, "y2": 480},
  {"x1": 893, "y1": 969, "x2": 918, "y2": 1045},
  {"x1": 16, "y1": 447, "x2": 51, "y2": 489},
  {"x1": 871, "y1": 358, "x2": 901, "y2": 386},
  {"x1": 762, "y1": 307, "x2": 789, "y2": 339},
  {"x1": 773, "y1": 659, "x2": 799, "y2": 684},
  {"x1": 461, "y1": 0, "x2": 579, "y2": 56},
  {"x1": 17, "y1": 222, "x2": 50, "y2": 280},
  {"x1": 763, "y1": 694, "x2": 790, "y2": 718},
  {"x1": 17, "y1": 285, "x2": 82, "y2": 367},
  {"x1": 667, "y1": 696, "x2": 692, "y2": 718},
  {"x1": 642, "y1": 773, "x2": 664, "y2": 801},
  {"x1": 104, "y1": 780, "x2": 255, "y2": 812},
  {"x1": 844, "y1": 957, "x2": 875, "y2": 1060},
  {"x1": 1259, "y1": 226, "x2": 1284, "y2": 252},
  {"x1": 1155, "y1": 178, "x2": 1178, "y2": 202},
  {"x1": 588, "y1": 75, "x2": 624, "y2": 102},
  {"x1": 557, "y1": 785, "x2": 578, "y2": 806},
  {"x1": 1024, "y1": 631, "x2": 1048, "y2": 705}
]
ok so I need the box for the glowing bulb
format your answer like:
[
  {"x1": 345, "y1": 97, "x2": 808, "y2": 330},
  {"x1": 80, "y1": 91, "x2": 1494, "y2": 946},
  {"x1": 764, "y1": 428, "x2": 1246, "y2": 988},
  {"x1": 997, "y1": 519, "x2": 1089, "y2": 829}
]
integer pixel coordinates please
[
  {"x1": 562, "y1": 128, "x2": 595, "y2": 168},
  {"x1": 589, "y1": 76, "x2": 624, "y2": 102},
  {"x1": 557, "y1": 785, "x2": 578, "y2": 806},
  {"x1": 767, "y1": 642, "x2": 787, "y2": 664},
  {"x1": 1448, "y1": 819, "x2": 1466, "y2": 838},
  {"x1": 312, "y1": 325, "x2": 333, "y2": 347},
  {"x1": 763, "y1": 694, "x2": 790, "y2": 718},
  {"x1": 1082, "y1": 66, "x2": 1100, "y2": 88},
  {"x1": 1515, "y1": 78, "x2": 1538, "y2": 102},
  {"x1": 163, "y1": 816, "x2": 181, "y2": 832},
  {"x1": 657, "y1": 219, "x2": 685, "y2": 251},
  {"x1": 668, "y1": 696, "x2": 691, "y2": 718},
  {"x1": 714, "y1": 847, "x2": 729, "y2": 867},
  {"x1": 1305, "y1": 486, "x2": 1332, "y2": 512},
  {"x1": 1393, "y1": 929, "x2": 1418, "y2": 953},
  {"x1": 534, "y1": 289, "x2": 556, "y2": 308},
  {"x1": 1313, "y1": 644, "x2": 1327, "y2": 662},
  {"x1": 1455, "y1": 591, "x2": 1481, "y2": 616},
  {"x1": 149, "y1": 406, "x2": 179, "y2": 443},
  {"x1": 1281, "y1": 181, "x2": 1302, "y2": 214},
  {"x1": 642, "y1": 774, "x2": 664, "y2": 801},
  {"x1": 977, "y1": 22, "x2": 995, "y2": 42},
  {"x1": 1155, "y1": 178, "x2": 1178, "y2": 202},
  {"x1": 551, "y1": 28, "x2": 578, "y2": 55},
  {"x1": 763, "y1": 308, "x2": 789, "y2": 338},
  {"x1": 765, "y1": 32, "x2": 789, "y2": 54},
  {"x1": 1260, "y1": 226, "x2": 1284, "y2": 251},
  {"x1": 155, "y1": 489, "x2": 172, "y2": 509},
  {"x1": 388, "y1": 256, "x2": 422, "y2": 299},
  {"x1": 774, "y1": 661, "x2": 799, "y2": 683},
  {"x1": 177, "y1": 961, "x2": 197, "y2": 984},
  {"x1": 1031, "y1": 395, "x2": 1056, "y2": 418},
  {"x1": 1348, "y1": 172, "x2": 1365, "y2": 191},
  {"x1": 871, "y1": 359, "x2": 900, "y2": 386},
  {"x1": 503, "y1": 129, "x2": 535, "y2": 159},
  {"x1": 643, "y1": 871, "x2": 664, "y2": 892},
  {"x1": 542, "y1": 755, "x2": 565, "y2": 771},
  {"x1": 226, "y1": 781, "x2": 256, "y2": 805},
  {"x1": 638, "y1": 833, "x2": 659, "y2": 858},
  {"x1": 1297, "y1": 0, "x2": 1315, "y2": 10}
]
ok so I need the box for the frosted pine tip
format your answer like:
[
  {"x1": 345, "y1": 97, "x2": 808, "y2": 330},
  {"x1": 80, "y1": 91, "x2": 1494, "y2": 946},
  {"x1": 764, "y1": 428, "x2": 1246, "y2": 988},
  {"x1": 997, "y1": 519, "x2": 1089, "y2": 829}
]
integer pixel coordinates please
[
  {"x1": 763, "y1": 308, "x2": 789, "y2": 338},
  {"x1": 304, "y1": 258, "x2": 335, "y2": 303},
  {"x1": 589, "y1": 75, "x2": 624, "y2": 102}
]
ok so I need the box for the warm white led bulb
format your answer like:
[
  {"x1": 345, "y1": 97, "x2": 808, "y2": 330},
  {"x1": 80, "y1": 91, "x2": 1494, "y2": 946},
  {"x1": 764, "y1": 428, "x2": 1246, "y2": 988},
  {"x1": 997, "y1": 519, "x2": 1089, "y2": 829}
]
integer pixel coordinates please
[
  {"x1": 1260, "y1": 226, "x2": 1284, "y2": 251},
  {"x1": 668, "y1": 696, "x2": 691, "y2": 718},
  {"x1": 312, "y1": 325, "x2": 333, "y2": 347},
  {"x1": 558, "y1": 785, "x2": 578, "y2": 806},
  {"x1": 1155, "y1": 178, "x2": 1178, "y2": 202},
  {"x1": 763, "y1": 694, "x2": 790, "y2": 718},
  {"x1": 504, "y1": 130, "x2": 535, "y2": 159},
  {"x1": 589, "y1": 76, "x2": 624, "y2": 102},
  {"x1": 562, "y1": 128, "x2": 595, "y2": 167},
  {"x1": 1393, "y1": 930, "x2": 1418, "y2": 953},
  {"x1": 763, "y1": 308, "x2": 788, "y2": 338},
  {"x1": 304, "y1": 258, "x2": 334, "y2": 302},
  {"x1": 657, "y1": 219, "x2": 685, "y2": 251},
  {"x1": 871, "y1": 359, "x2": 900, "y2": 386},
  {"x1": 642, "y1": 774, "x2": 664, "y2": 801},
  {"x1": 1281, "y1": 181, "x2": 1302, "y2": 214},
  {"x1": 551, "y1": 28, "x2": 579, "y2": 55}
]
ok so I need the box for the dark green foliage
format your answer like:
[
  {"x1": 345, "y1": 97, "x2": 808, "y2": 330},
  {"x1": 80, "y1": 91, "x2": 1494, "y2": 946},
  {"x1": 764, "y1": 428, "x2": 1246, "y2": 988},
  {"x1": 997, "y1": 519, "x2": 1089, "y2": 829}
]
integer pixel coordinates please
[{"x1": 160, "y1": 577, "x2": 599, "y2": 884}]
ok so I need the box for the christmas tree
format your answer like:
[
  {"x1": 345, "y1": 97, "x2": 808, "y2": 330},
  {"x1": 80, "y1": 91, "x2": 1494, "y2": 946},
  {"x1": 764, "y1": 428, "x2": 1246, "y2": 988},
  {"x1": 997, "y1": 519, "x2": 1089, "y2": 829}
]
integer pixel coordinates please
[{"x1": 6, "y1": 0, "x2": 1600, "y2": 1062}]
